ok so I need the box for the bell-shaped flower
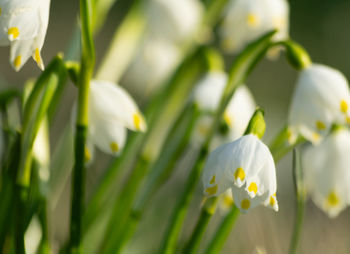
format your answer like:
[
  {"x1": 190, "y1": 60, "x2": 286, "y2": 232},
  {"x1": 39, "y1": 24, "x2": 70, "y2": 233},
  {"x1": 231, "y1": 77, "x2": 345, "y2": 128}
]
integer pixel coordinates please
[
  {"x1": 192, "y1": 72, "x2": 256, "y2": 146},
  {"x1": 302, "y1": 128, "x2": 350, "y2": 218},
  {"x1": 147, "y1": 0, "x2": 203, "y2": 43},
  {"x1": 202, "y1": 134, "x2": 278, "y2": 213},
  {"x1": 288, "y1": 64, "x2": 350, "y2": 144},
  {"x1": 124, "y1": 37, "x2": 180, "y2": 98},
  {"x1": 220, "y1": 0, "x2": 289, "y2": 54},
  {"x1": 87, "y1": 80, "x2": 147, "y2": 156},
  {"x1": 0, "y1": 0, "x2": 50, "y2": 71}
]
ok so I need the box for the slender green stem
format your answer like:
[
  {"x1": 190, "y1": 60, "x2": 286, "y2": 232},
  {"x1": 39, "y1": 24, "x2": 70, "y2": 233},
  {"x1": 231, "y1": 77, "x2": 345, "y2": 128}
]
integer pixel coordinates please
[
  {"x1": 204, "y1": 206, "x2": 240, "y2": 254},
  {"x1": 289, "y1": 149, "x2": 305, "y2": 254},
  {"x1": 183, "y1": 197, "x2": 218, "y2": 254},
  {"x1": 106, "y1": 103, "x2": 200, "y2": 253},
  {"x1": 68, "y1": 0, "x2": 95, "y2": 252}
]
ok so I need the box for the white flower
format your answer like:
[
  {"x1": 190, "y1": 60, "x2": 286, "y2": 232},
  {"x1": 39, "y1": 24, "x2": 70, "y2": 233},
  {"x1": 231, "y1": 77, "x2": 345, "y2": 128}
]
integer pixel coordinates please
[
  {"x1": 0, "y1": 0, "x2": 50, "y2": 71},
  {"x1": 192, "y1": 72, "x2": 256, "y2": 145},
  {"x1": 302, "y1": 128, "x2": 350, "y2": 218},
  {"x1": 147, "y1": 0, "x2": 202, "y2": 43},
  {"x1": 124, "y1": 37, "x2": 180, "y2": 97},
  {"x1": 202, "y1": 134, "x2": 278, "y2": 213},
  {"x1": 87, "y1": 80, "x2": 147, "y2": 156},
  {"x1": 288, "y1": 64, "x2": 350, "y2": 144},
  {"x1": 220, "y1": 0, "x2": 289, "y2": 53}
]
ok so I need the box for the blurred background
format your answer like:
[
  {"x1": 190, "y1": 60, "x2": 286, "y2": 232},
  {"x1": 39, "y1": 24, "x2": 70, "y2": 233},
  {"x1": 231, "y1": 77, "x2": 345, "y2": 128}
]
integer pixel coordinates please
[{"x1": 1, "y1": 0, "x2": 350, "y2": 253}]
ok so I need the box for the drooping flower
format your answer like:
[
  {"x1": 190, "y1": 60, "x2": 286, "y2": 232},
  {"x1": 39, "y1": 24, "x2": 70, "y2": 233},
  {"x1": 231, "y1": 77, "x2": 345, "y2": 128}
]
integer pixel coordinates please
[
  {"x1": 220, "y1": 0, "x2": 289, "y2": 54},
  {"x1": 302, "y1": 128, "x2": 350, "y2": 218},
  {"x1": 288, "y1": 64, "x2": 350, "y2": 144},
  {"x1": 0, "y1": 0, "x2": 51, "y2": 71},
  {"x1": 202, "y1": 134, "x2": 278, "y2": 213},
  {"x1": 124, "y1": 37, "x2": 180, "y2": 98},
  {"x1": 147, "y1": 0, "x2": 203, "y2": 43},
  {"x1": 87, "y1": 80, "x2": 147, "y2": 157},
  {"x1": 192, "y1": 72, "x2": 256, "y2": 145}
]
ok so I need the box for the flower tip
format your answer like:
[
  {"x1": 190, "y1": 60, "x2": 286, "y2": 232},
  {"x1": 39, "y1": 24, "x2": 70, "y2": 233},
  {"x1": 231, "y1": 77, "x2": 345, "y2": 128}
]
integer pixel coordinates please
[{"x1": 133, "y1": 112, "x2": 147, "y2": 132}]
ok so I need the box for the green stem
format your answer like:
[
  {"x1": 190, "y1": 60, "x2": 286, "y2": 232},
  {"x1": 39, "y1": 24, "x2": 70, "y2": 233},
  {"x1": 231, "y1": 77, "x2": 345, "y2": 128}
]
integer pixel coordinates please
[
  {"x1": 68, "y1": 0, "x2": 95, "y2": 252},
  {"x1": 38, "y1": 199, "x2": 50, "y2": 254},
  {"x1": 204, "y1": 206, "x2": 240, "y2": 254},
  {"x1": 99, "y1": 157, "x2": 150, "y2": 254},
  {"x1": 183, "y1": 197, "x2": 218, "y2": 254},
  {"x1": 289, "y1": 149, "x2": 305, "y2": 254},
  {"x1": 106, "y1": 103, "x2": 200, "y2": 253}
]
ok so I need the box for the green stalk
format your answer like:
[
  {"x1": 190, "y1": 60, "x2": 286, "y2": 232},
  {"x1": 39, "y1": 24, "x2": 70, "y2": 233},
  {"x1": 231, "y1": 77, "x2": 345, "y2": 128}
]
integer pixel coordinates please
[
  {"x1": 204, "y1": 206, "x2": 240, "y2": 254},
  {"x1": 105, "y1": 103, "x2": 200, "y2": 253},
  {"x1": 289, "y1": 149, "x2": 305, "y2": 254},
  {"x1": 158, "y1": 31, "x2": 277, "y2": 254},
  {"x1": 68, "y1": 0, "x2": 95, "y2": 252},
  {"x1": 183, "y1": 197, "x2": 218, "y2": 254}
]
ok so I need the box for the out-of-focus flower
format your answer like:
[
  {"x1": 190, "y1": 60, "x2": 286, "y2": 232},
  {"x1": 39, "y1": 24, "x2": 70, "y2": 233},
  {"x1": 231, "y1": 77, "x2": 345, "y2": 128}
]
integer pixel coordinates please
[
  {"x1": 0, "y1": 0, "x2": 51, "y2": 71},
  {"x1": 288, "y1": 64, "x2": 350, "y2": 144},
  {"x1": 303, "y1": 128, "x2": 350, "y2": 218},
  {"x1": 25, "y1": 216, "x2": 42, "y2": 254},
  {"x1": 33, "y1": 119, "x2": 50, "y2": 182},
  {"x1": 202, "y1": 134, "x2": 278, "y2": 213},
  {"x1": 86, "y1": 80, "x2": 147, "y2": 157},
  {"x1": 123, "y1": 37, "x2": 180, "y2": 98},
  {"x1": 147, "y1": 0, "x2": 202, "y2": 43},
  {"x1": 192, "y1": 72, "x2": 256, "y2": 146},
  {"x1": 220, "y1": 0, "x2": 289, "y2": 54}
]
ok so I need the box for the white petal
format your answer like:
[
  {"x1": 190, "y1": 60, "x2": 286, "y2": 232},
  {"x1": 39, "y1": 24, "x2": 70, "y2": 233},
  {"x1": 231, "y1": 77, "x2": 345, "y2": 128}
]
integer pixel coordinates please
[
  {"x1": 302, "y1": 129, "x2": 350, "y2": 218},
  {"x1": 289, "y1": 64, "x2": 350, "y2": 144},
  {"x1": 193, "y1": 72, "x2": 227, "y2": 112},
  {"x1": 90, "y1": 80, "x2": 147, "y2": 132}
]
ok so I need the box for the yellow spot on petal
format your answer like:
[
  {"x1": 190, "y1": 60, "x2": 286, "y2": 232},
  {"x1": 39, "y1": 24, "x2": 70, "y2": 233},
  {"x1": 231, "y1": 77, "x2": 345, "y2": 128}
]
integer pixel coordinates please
[
  {"x1": 270, "y1": 196, "x2": 276, "y2": 206},
  {"x1": 224, "y1": 111, "x2": 232, "y2": 127},
  {"x1": 246, "y1": 14, "x2": 259, "y2": 27},
  {"x1": 316, "y1": 121, "x2": 326, "y2": 130},
  {"x1": 205, "y1": 185, "x2": 218, "y2": 195},
  {"x1": 340, "y1": 100, "x2": 348, "y2": 113},
  {"x1": 84, "y1": 147, "x2": 91, "y2": 162},
  {"x1": 133, "y1": 113, "x2": 144, "y2": 131},
  {"x1": 234, "y1": 167, "x2": 245, "y2": 182},
  {"x1": 312, "y1": 132, "x2": 321, "y2": 142},
  {"x1": 241, "y1": 199, "x2": 251, "y2": 210},
  {"x1": 327, "y1": 191, "x2": 339, "y2": 207},
  {"x1": 346, "y1": 116, "x2": 350, "y2": 124},
  {"x1": 8, "y1": 27, "x2": 19, "y2": 39},
  {"x1": 110, "y1": 142, "x2": 119, "y2": 153},
  {"x1": 209, "y1": 175, "x2": 216, "y2": 185},
  {"x1": 223, "y1": 195, "x2": 234, "y2": 208},
  {"x1": 34, "y1": 48, "x2": 41, "y2": 64},
  {"x1": 248, "y1": 182, "x2": 258, "y2": 194},
  {"x1": 14, "y1": 55, "x2": 21, "y2": 69}
]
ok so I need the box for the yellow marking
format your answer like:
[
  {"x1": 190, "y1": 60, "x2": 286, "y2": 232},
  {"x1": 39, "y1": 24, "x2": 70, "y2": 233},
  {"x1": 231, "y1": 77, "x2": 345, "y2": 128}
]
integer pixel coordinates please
[
  {"x1": 205, "y1": 185, "x2": 218, "y2": 195},
  {"x1": 327, "y1": 191, "x2": 339, "y2": 207},
  {"x1": 248, "y1": 182, "x2": 258, "y2": 194},
  {"x1": 222, "y1": 195, "x2": 233, "y2": 208},
  {"x1": 133, "y1": 113, "x2": 144, "y2": 131},
  {"x1": 312, "y1": 132, "x2": 320, "y2": 142},
  {"x1": 270, "y1": 196, "x2": 276, "y2": 206},
  {"x1": 234, "y1": 167, "x2": 245, "y2": 182},
  {"x1": 14, "y1": 55, "x2": 21, "y2": 69},
  {"x1": 241, "y1": 199, "x2": 251, "y2": 210},
  {"x1": 346, "y1": 116, "x2": 350, "y2": 124},
  {"x1": 224, "y1": 111, "x2": 232, "y2": 127},
  {"x1": 340, "y1": 100, "x2": 348, "y2": 113},
  {"x1": 8, "y1": 27, "x2": 19, "y2": 39},
  {"x1": 246, "y1": 14, "x2": 259, "y2": 27},
  {"x1": 84, "y1": 147, "x2": 91, "y2": 162},
  {"x1": 209, "y1": 175, "x2": 216, "y2": 185},
  {"x1": 110, "y1": 142, "x2": 119, "y2": 153},
  {"x1": 316, "y1": 121, "x2": 326, "y2": 130},
  {"x1": 34, "y1": 48, "x2": 41, "y2": 63}
]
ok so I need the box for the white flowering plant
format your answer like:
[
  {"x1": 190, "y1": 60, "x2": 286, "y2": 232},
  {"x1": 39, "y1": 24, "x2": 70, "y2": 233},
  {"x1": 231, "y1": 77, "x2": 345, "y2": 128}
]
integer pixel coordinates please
[{"x1": 0, "y1": 0, "x2": 348, "y2": 254}]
